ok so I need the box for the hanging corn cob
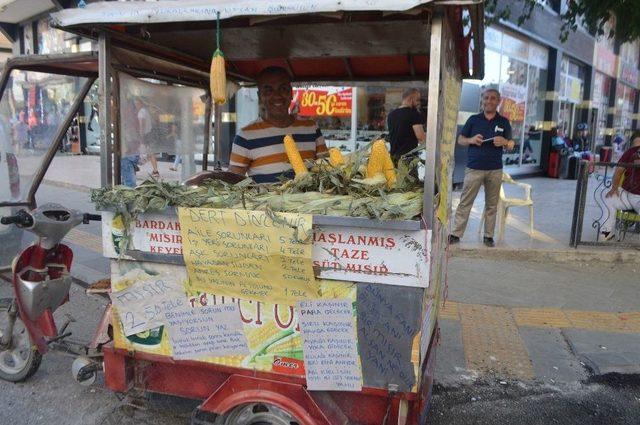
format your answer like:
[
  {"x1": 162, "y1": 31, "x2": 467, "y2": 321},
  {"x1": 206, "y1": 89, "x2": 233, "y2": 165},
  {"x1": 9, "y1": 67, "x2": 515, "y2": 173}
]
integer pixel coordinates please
[
  {"x1": 284, "y1": 135, "x2": 308, "y2": 177},
  {"x1": 210, "y1": 12, "x2": 226, "y2": 105}
]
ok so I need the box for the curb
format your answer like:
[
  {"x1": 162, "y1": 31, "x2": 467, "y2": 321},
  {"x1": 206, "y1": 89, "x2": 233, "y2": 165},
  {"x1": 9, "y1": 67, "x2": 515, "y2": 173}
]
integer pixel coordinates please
[
  {"x1": 41, "y1": 179, "x2": 92, "y2": 193},
  {"x1": 451, "y1": 246, "x2": 640, "y2": 264}
]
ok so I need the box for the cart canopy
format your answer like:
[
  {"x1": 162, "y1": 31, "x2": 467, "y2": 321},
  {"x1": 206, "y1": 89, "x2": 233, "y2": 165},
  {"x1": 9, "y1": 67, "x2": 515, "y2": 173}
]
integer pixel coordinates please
[{"x1": 51, "y1": 0, "x2": 484, "y2": 83}]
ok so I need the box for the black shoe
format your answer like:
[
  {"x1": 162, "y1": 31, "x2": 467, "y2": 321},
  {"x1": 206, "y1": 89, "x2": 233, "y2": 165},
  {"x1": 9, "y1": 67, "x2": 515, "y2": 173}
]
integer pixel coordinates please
[
  {"x1": 483, "y1": 237, "x2": 495, "y2": 248},
  {"x1": 448, "y1": 235, "x2": 460, "y2": 244}
]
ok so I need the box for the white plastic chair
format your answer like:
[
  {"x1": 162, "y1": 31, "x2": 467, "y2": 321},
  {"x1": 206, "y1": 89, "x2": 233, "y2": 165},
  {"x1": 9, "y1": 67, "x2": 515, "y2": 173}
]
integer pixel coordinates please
[{"x1": 478, "y1": 172, "x2": 534, "y2": 240}]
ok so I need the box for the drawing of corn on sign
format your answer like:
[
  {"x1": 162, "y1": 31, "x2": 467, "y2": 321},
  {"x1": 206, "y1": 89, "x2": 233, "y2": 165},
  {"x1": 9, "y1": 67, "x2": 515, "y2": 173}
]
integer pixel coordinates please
[
  {"x1": 110, "y1": 260, "x2": 357, "y2": 375},
  {"x1": 180, "y1": 278, "x2": 357, "y2": 374}
]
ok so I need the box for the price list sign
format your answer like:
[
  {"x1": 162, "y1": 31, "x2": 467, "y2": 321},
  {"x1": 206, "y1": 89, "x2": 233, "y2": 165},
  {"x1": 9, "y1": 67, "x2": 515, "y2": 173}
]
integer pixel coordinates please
[
  {"x1": 178, "y1": 208, "x2": 319, "y2": 306},
  {"x1": 297, "y1": 299, "x2": 362, "y2": 391}
]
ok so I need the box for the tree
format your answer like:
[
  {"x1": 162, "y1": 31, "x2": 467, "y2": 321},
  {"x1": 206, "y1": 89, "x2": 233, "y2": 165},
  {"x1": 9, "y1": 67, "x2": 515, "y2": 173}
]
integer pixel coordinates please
[{"x1": 485, "y1": 0, "x2": 640, "y2": 43}]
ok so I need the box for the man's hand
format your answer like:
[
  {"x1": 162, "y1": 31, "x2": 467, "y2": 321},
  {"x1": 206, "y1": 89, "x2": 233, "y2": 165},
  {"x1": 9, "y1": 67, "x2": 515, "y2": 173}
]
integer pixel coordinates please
[
  {"x1": 469, "y1": 134, "x2": 483, "y2": 146},
  {"x1": 493, "y1": 136, "x2": 508, "y2": 147},
  {"x1": 606, "y1": 188, "x2": 618, "y2": 198}
]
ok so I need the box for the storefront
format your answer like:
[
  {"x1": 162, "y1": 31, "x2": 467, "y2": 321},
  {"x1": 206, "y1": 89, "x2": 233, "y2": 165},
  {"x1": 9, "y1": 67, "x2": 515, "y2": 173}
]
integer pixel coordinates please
[
  {"x1": 457, "y1": 26, "x2": 549, "y2": 173},
  {"x1": 592, "y1": 20, "x2": 618, "y2": 148},
  {"x1": 614, "y1": 40, "x2": 640, "y2": 140},
  {"x1": 557, "y1": 57, "x2": 587, "y2": 140}
]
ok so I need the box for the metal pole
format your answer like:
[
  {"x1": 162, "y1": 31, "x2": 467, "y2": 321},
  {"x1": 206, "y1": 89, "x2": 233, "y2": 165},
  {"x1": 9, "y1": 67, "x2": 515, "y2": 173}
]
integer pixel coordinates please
[
  {"x1": 202, "y1": 91, "x2": 212, "y2": 170},
  {"x1": 27, "y1": 77, "x2": 96, "y2": 208},
  {"x1": 98, "y1": 32, "x2": 113, "y2": 188},
  {"x1": 213, "y1": 103, "x2": 222, "y2": 169},
  {"x1": 423, "y1": 13, "x2": 444, "y2": 229},
  {"x1": 569, "y1": 160, "x2": 585, "y2": 247},
  {"x1": 112, "y1": 72, "x2": 121, "y2": 184}
]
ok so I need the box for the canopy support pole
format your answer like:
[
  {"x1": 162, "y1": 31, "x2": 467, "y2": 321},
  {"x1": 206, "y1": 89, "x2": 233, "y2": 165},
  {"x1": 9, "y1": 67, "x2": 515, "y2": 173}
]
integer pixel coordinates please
[{"x1": 99, "y1": 32, "x2": 113, "y2": 188}]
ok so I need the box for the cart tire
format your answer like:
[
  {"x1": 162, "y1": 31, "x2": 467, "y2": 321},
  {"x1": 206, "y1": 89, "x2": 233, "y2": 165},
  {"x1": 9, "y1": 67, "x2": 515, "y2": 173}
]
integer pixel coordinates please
[
  {"x1": 192, "y1": 403, "x2": 300, "y2": 425},
  {"x1": 0, "y1": 298, "x2": 42, "y2": 382}
]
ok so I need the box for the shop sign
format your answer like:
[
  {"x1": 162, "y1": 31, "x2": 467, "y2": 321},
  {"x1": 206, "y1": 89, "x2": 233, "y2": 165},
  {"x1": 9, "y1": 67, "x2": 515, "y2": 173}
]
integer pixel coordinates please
[
  {"x1": 499, "y1": 82, "x2": 526, "y2": 122},
  {"x1": 618, "y1": 60, "x2": 639, "y2": 88},
  {"x1": 595, "y1": 44, "x2": 617, "y2": 77},
  {"x1": 291, "y1": 87, "x2": 352, "y2": 117}
]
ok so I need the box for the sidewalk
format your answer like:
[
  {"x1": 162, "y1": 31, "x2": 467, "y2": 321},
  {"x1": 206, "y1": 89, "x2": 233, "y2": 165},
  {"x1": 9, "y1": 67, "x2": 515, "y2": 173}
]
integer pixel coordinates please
[
  {"x1": 451, "y1": 174, "x2": 640, "y2": 262},
  {"x1": 20, "y1": 153, "x2": 183, "y2": 192},
  {"x1": 437, "y1": 255, "x2": 640, "y2": 386}
]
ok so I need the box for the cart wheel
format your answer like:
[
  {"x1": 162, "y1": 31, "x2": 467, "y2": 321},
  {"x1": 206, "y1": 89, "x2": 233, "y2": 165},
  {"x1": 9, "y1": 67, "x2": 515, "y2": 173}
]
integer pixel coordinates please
[
  {"x1": 192, "y1": 403, "x2": 300, "y2": 425},
  {"x1": 0, "y1": 298, "x2": 42, "y2": 382}
]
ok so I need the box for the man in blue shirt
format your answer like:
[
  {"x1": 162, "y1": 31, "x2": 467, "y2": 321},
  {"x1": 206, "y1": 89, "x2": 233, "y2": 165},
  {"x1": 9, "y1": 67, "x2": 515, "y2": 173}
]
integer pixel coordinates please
[{"x1": 449, "y1": 89, "x2": 515, "y2": 247}]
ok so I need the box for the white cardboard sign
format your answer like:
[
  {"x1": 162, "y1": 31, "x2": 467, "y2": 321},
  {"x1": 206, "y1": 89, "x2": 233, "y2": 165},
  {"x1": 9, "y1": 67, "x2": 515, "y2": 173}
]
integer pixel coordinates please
[
  {"x1": 164, "y1": 303, "x2": 250, "y2": 360},
  {"x1": 297, "y1": 299, "x2": 362, "y2": 391},
  {"x1": 312, "y1": 226, "x2": 430, "y2": 287},
  {"x1": 109, "y1": 273, "x2": 187, "y2": 336}
]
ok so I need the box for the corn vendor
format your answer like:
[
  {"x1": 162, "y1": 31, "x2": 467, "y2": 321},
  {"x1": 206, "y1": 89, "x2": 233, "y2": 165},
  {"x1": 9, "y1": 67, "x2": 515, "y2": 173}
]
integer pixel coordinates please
[{"x1": 228, "y1": 67, "x2": 328, "y2": 183}]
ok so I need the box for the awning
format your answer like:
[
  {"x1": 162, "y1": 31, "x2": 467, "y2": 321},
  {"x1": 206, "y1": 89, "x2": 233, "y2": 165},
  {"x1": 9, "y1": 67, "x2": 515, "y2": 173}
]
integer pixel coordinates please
[
  {"x1": 0, "y1": 0, "x2": 56, "y2": 24},
  {"x1": 51, "y1": 0, "x2": 480, "y2": 26},
  {"x1": 50, "y1": 0, "x2": 484, "y2": 82}
]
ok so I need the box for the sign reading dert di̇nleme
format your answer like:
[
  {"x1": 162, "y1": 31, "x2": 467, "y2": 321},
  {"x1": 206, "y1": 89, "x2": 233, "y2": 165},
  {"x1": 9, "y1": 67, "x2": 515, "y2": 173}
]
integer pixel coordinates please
[{"x1": 178, "y1": 208, "x2": 319, "y2": 306}]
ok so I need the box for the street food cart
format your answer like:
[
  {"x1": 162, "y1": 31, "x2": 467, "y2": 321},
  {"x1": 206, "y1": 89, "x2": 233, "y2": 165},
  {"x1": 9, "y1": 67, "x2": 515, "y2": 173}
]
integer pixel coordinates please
[{"x1": 0, "y1": 1, "x2": 484, "y2": 423}]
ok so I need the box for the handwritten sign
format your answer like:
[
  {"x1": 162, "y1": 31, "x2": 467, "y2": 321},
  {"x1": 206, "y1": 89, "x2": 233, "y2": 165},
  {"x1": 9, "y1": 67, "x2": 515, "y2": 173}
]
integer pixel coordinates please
[
  {"x1": 313, "y1": 227, "x2": 430, "y2": 287},
  {"x1": 178, "y1": 208, "x2": 319, "y2": 305},
  {"x1": 357, "y1": 283, "x2": 422, "y2": 391},
  {"x1": 109, "y1": 272, "x2": 187, "y2": 336},
  {"x1": 165, "y1": 303, "x2": 249, "y2": 360},
  {"x1": 297, "y1": 299, "x2": 362, "y2": 391}
]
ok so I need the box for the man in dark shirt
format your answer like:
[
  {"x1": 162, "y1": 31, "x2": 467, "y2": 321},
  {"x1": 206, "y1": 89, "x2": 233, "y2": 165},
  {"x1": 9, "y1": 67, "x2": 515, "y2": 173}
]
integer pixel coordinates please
[
  {"x1": 601, "y1": 131, "x2": 640, "y2": 240},
  {"x1": 387, "y1": 88, "x2": 426, "y2": 160},
  {"x1": 449, "y1": 89, "x2": 515, "y2": 247}
]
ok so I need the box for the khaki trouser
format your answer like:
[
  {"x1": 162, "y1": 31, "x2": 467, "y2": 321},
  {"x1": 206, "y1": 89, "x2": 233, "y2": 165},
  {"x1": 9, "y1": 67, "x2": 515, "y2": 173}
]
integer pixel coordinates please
[{"x1": 452, "y1": 168, "x2": 503, "y2": 238}]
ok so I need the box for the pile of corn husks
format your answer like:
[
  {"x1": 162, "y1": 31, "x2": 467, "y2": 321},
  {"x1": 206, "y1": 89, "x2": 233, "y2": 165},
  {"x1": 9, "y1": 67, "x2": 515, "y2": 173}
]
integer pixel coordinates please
[{"x1": 90, "y1": 146, "x2": 424, "y2": 221}]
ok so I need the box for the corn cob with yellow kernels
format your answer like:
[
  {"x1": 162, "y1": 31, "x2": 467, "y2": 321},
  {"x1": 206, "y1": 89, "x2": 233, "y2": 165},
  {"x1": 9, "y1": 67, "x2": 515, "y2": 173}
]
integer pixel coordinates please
[
  {"x1": 210, "y1": 49, "x2": 227, "y2": 105},
  {"x1": 284, "y1": 135, "x2": 308, "y2": 177},
  {"x1": 367, "y1": 139, "x2": 397, "y2": 189},
  {"x1": 328, "y1": 148, "x2": 345, "y2": 167}
]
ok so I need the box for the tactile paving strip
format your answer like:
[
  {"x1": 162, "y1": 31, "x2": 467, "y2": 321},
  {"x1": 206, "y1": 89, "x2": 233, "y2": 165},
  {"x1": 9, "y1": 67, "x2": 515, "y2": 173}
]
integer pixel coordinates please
[{"x1": 459, "y1": 303, "x2": 534, "y2": 380}]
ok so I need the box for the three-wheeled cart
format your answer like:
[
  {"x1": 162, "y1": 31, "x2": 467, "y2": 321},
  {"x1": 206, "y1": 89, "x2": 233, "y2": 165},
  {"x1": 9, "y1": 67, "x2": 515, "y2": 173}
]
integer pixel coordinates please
[{"x1": 0, "y1": 1, "x2": 484, "y2": 423}]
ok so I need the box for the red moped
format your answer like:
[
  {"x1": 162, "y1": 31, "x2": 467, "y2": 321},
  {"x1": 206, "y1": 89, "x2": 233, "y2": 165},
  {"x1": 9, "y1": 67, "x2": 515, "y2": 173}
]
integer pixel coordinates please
[{"x1": 0, "y1": 204, "x2": 105, "y2": 383}]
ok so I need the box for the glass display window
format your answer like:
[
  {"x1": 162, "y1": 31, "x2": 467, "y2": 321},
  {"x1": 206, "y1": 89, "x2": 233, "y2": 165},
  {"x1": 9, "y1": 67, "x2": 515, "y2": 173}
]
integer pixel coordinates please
[
  {"x1": 593, "y1": 72, "x2": 612, "y2": 146},
  {"x1": 470, "y1": 26, "x2": 549, "y2": 169}
]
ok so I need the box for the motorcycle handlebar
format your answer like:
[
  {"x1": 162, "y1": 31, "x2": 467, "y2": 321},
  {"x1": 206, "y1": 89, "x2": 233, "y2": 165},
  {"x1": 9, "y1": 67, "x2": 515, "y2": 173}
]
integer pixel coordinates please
[
  {"x1": 0, "y1": 210, "x2": 34, "y2": 227},
  {"x1": 82, "y1": 213, "x2": 102, "y2": 224},
  {"x1": 0, "y1": 215, "x2": 20, "y2": 225}
]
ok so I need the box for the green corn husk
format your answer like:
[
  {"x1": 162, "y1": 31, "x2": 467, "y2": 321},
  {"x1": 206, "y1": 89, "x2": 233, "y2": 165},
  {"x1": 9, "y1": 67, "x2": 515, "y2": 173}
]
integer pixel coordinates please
[{"x1": 91, "y1": 146, "x2": 426, "y2": 243}]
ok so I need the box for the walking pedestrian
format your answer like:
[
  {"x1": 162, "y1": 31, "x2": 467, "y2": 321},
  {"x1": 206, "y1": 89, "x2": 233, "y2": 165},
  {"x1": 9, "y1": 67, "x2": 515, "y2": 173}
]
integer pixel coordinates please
[
  {"x1": 386, "y1": 88, "x2": 426, "y2": 162},
  {"x1": 449, "y1": 88, "x2": 515, "y2": 247}
]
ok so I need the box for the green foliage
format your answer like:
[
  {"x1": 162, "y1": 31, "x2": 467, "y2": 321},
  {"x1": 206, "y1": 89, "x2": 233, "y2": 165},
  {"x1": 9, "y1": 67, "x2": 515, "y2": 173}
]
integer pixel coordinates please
[{"x1": 485, "y1": 0, "x2": 640, "y2": 43}]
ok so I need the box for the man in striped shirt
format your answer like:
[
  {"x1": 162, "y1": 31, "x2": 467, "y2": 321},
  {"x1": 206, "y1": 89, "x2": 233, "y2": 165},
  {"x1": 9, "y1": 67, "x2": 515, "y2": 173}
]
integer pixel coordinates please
[{"x1": 229, "y1": 67, "x2": 328, "y2": 183}]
